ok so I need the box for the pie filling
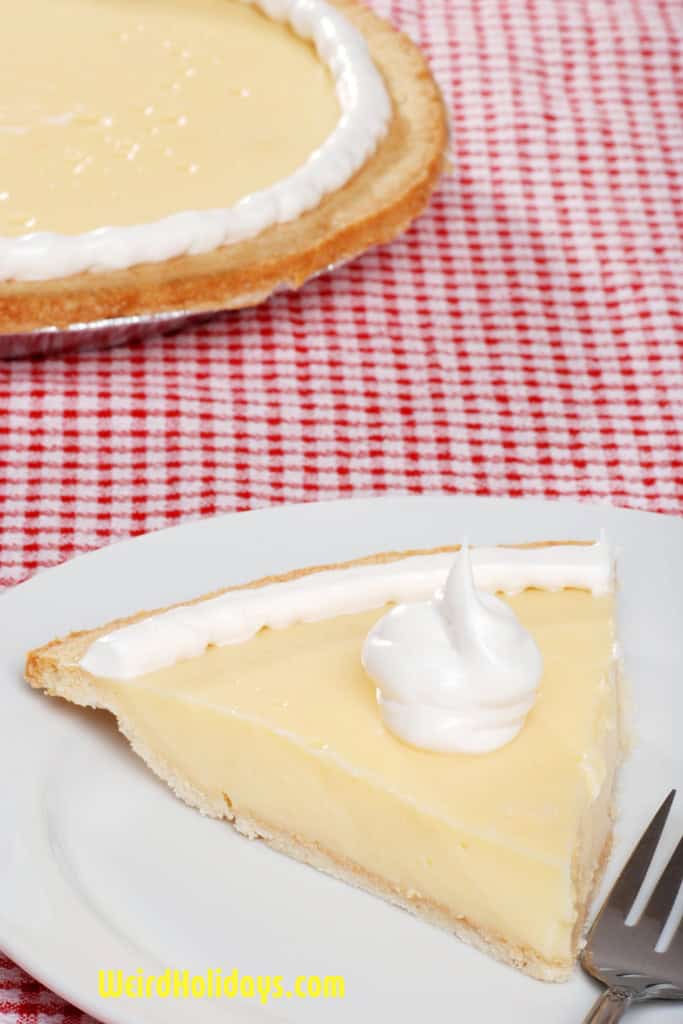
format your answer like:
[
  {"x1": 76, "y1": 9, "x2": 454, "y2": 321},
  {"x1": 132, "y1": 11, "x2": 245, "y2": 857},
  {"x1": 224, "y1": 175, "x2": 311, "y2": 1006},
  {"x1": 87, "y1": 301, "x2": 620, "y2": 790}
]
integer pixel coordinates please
[
  {"x1": 0, "y1": 0, "x2": 391, "y2": 281},
  {"x1": 86, "y1": 589, "x2": 619, "y2": 969},
  {"x1": 2, "y1": 0, "x2": 340, "y2": 236}
]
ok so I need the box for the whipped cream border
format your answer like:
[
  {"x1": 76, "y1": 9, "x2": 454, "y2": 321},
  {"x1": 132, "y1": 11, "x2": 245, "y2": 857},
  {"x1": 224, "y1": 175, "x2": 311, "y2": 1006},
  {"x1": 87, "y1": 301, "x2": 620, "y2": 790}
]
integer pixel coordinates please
[
  {"x1": 79, "y1": 539, "x2": 613, "y2": 680},
  {"x1": 0, "y1": 0, "x2": 391, "y2": 282}
]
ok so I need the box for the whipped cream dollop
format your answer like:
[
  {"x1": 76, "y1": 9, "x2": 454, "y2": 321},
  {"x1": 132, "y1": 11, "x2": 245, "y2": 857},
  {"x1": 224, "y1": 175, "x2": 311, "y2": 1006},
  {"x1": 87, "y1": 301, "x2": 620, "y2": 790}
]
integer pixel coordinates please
[
  {"x1": 0, "y1": 0, "x2": 391, "y2": 281},
  {"x1": 362, "y1": 545, "x2": 544, "y2": 754}
]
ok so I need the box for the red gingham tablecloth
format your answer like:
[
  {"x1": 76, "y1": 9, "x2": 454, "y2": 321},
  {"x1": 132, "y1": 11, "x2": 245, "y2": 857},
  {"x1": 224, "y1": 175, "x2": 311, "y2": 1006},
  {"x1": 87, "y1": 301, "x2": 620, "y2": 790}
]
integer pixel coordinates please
[{"x1": 1, "y1": 0, "x2": 682, "y2": 1019}]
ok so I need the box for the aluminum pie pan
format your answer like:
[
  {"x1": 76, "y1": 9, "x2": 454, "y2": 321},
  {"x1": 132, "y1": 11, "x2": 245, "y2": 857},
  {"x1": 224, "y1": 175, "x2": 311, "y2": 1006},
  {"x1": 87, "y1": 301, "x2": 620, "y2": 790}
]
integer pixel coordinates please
[{"x1": 0, "y1": 308, "x2": 226, "y2": 360}]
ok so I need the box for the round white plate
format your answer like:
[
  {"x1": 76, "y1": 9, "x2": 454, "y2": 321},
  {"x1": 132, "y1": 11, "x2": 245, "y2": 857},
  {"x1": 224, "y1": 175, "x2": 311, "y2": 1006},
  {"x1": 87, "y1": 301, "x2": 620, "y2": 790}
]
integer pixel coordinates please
[{"x1": 1, "y1": 496, "x2": 681, "y2": 1023}]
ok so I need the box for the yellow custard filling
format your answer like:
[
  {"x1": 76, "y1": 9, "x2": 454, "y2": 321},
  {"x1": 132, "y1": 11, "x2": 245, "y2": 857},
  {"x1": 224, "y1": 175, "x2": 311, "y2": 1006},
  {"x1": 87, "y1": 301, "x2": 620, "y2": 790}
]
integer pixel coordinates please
[
  {"x1": 0, "y1": 0, "x2": 340, "y2": 235},
  {"x1": 90, "y1": 589, "x2": 619, "y2": 965}
]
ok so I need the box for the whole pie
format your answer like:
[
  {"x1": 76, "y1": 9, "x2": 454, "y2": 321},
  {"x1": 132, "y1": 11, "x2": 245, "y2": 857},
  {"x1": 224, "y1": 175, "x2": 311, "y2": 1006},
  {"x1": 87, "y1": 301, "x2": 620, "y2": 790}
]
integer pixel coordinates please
[
  {"x1": 26, "y1": 540, "x2": 624, "y2": 981},
  {"x1": 0, "y1": 0, "x2": 448, "y2": 333}
]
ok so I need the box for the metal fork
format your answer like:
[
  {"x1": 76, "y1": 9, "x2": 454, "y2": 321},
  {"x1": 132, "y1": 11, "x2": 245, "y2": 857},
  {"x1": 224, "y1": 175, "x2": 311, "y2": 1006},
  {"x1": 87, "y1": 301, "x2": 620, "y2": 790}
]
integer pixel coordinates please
[{"x1": 580, "y1": 790, "x2": 683, "y2": 1021}]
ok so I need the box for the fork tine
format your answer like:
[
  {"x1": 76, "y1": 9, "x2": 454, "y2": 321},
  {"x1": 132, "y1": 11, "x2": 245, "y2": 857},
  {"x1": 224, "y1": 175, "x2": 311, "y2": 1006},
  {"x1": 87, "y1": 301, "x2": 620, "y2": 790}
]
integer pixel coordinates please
[
  {"x1": 606, "y1": 790, "x2": 676, "y2": 918},
  {"x1": 665, "y1": 912, "x2": 683, "y2": 961},
  {"x1": 641, "y1": 834, "x2": 683, "y2": 934}
]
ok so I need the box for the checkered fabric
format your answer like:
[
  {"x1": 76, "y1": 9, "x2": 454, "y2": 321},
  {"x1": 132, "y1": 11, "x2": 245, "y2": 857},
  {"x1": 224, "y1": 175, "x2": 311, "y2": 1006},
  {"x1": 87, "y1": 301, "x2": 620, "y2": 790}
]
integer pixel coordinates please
[{"x1": 1, "y1": 0, "x2": 682, "y2": 1018}]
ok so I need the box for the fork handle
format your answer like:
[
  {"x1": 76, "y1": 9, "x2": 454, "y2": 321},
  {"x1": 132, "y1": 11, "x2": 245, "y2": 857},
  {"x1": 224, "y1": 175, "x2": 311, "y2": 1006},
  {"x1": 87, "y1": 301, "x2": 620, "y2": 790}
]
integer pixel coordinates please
[{"x1": 583, "y1": 988, "x2": 634, "y2": 1023}]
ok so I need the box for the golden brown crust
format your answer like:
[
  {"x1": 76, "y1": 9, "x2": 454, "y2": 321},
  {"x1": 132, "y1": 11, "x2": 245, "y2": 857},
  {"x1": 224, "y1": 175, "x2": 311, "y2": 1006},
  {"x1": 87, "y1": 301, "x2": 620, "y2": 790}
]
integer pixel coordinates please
[
  {"x1": 1, "y1": 0, "x2": 448, "y2": 333},
  {"x1": 25, "y1": 539, "x2": 597, "y2": 686}
]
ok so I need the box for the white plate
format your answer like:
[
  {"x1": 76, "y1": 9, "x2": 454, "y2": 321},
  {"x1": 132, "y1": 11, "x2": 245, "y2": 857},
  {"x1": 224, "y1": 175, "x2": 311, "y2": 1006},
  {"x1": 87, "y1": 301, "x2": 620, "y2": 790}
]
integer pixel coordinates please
[{"x1": 1, "y1": 496, "x2": 681, "y2": 1023}]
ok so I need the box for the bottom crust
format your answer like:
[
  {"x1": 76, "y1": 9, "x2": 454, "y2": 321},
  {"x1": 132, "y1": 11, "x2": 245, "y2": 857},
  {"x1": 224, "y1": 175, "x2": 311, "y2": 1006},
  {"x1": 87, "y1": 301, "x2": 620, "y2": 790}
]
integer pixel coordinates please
[{"x1": 224, "y1": 801, "x2": 614, "y2": 985}]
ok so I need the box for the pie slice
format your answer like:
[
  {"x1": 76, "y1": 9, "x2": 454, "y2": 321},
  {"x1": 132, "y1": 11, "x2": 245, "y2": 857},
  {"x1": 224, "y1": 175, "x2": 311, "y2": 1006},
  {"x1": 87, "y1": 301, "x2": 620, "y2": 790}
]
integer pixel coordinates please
[
  {"x1": 25, "y1": 541, "x2": 623, "y2": 981},
  {"x1": 0, "y1": 0, "x2": 447, "y2": 333}
]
